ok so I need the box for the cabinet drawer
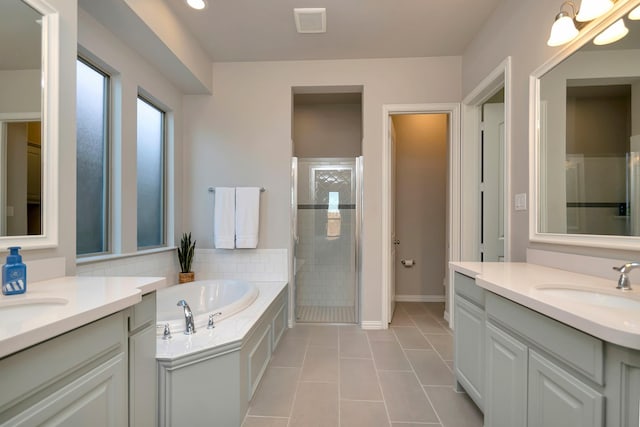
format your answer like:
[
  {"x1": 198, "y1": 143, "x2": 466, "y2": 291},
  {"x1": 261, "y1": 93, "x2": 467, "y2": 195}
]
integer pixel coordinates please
[
  {"x1": 455, "y1": 272, "x2": 484, "y2": 307},
  {"x1": 130, "y1": 292, "x2": 156, "y2": 332},
  {"x1": 486, "y1": 292, "x2": 603, "y2": 385}
]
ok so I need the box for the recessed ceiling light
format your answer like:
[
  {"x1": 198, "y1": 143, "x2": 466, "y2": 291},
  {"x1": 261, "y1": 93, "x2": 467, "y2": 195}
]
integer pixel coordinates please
[{"x1": 186, "y1": 0, "x2": 206, "y2": 10}]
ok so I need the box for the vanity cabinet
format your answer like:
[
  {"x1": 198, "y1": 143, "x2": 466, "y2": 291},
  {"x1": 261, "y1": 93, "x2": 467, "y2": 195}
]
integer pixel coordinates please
[
  {"x1": 485, "y1": 321, "x2": 527, "y2": 427},
  {"x1": 0, "y1": 312, "x2": 128, "y2": 427},
  {"x1": 453, "y1": 272, "x2": 485, "y2": 410},
  {"x1": 484, "y1": 291, "x2": 605, "y2": 427},
  {"x1": 128, "y1": 292, "x2": 157, "y2": 427},
  {"x1": 0, "y1": 293, "x2": 157, "y2": 427}
]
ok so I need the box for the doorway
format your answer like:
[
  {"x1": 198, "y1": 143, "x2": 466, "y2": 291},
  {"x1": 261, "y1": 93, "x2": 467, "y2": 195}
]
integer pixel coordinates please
[
  {"x1": 291, "y1": 88, "x2": 363, "y2": 324},
  {"x1": 382, "y1": 103, "x2": 461, "y2": 327}
]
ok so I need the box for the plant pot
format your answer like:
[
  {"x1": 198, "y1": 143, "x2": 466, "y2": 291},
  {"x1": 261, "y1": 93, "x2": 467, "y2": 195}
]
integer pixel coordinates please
[{"x1": 178, "y1": 272, "x2": 195, "y2": 284}]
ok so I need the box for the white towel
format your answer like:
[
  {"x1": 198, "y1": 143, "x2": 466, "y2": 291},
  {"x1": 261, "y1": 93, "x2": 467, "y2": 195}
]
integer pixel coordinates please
[
  {"x1": 235, "y1": 187, "x2": 260, "y2": 248},
  {"x1": 214, "y1": 187, "x2": 235, "y2": 249}
]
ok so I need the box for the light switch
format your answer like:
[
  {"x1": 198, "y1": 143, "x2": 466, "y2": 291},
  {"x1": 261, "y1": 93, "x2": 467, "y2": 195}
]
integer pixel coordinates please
[{"x1": 515, "y1": 193, "x2": 527, "y2": 211}]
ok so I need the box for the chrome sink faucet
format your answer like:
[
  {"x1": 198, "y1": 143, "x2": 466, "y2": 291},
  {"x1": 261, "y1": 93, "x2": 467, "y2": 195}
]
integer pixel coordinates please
[
  {"x1": 177, "y1": 300, "x2": 196, "y2": 334},
  {"x1": 612, "y1": 262, "x2": 640, "y2": 291}
]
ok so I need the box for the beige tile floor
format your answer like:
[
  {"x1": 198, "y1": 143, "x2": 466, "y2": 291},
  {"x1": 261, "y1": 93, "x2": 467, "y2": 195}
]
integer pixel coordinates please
[{"x1": 243, "y1": 302, "x2": 484, "y2": 427}]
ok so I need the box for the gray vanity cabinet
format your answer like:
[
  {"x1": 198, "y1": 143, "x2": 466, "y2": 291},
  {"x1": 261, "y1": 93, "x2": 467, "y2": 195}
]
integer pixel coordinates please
[
  {"x1": 0, "y1": 312, "x2": 129, "y2": 427},
  {"x1": 528, "y1": 350, "x2": 604, "y2": 427},
  {"x1": 128, "y1": 292, "x2": 157, "y2": 427},
  {"x1": 0, "y1": 294, "x2": 157, "y2": 427},
  {"x1": 453, "y1": 272, "x2": 485, "y2": 410},
  {"x1": 484, "y1": 321, "x2": 527, "y2": 427},
  {"x1": 604, "y1": 344, "x2": 640, "y2": 426}
]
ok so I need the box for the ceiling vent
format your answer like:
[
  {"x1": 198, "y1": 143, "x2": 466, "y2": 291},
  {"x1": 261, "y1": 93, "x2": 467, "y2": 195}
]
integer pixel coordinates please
[{"x1": 294, "y1": 8, "x2": 326, "y2": 33}]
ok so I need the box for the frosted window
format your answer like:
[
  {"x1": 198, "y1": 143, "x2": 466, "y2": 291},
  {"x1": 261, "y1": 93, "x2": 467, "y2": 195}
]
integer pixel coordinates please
[
  {"x1": 137, "y1": 97, "x2": 165, "y2": 248},
  {"x1": 76, "y1": 59, "x2": 108, "y2": 256}
]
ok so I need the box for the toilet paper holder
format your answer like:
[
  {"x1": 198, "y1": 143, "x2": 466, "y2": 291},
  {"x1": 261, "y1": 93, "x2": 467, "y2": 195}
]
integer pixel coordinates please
[{"x1": 401, "y1": 259, "x2": 415, "y2": 267}]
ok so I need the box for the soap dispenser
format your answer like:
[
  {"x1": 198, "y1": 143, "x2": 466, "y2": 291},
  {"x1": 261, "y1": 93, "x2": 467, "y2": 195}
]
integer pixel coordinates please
[{"x1": 2, "y1": 246, "x2": 26, "y2": 295}]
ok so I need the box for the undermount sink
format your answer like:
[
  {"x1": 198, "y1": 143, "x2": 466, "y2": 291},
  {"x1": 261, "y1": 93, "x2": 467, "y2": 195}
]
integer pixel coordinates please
[
  {"x1": 0, "y1": 297, "x2": 69, "y2": 331},
  {"x1": 536, "y1": 287, "x2": 640, "y2": 310}
]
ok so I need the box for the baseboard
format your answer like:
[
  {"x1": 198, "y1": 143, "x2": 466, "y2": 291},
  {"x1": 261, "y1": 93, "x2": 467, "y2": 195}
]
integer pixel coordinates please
[
  {"x1": 395, "y1": 294, "x2": 446, "y2": 303},
  {"x1": 360, "y1": 320, "x2": 385, "y2": 330}
]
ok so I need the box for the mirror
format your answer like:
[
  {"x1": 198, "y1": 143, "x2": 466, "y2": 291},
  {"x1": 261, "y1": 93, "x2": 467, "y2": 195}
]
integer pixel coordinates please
[
  {"x1": 532, "y1": 0, "x2": 640, "y2": 250},
  {"x1": 0, "y1": 0, "x2": 58, "y2": 249},
  {"x1": 0, "y1": 0, "x2": 42, "y2": 238}
]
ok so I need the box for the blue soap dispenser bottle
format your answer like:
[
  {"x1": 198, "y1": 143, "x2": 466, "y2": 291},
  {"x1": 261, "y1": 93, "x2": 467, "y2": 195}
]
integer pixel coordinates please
[{"x1": 2, "y1": 246, "x2": 26, "y2": 295}]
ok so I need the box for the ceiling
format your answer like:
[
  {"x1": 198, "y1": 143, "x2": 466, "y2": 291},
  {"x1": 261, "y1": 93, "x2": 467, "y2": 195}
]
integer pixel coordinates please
[{"x1": 164, "y1": 0, "x2": 502, "y2": 62}]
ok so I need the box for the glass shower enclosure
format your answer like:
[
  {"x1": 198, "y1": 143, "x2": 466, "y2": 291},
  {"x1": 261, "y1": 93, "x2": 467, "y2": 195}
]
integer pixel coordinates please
[{"x1": 293, "y1": 157, "x2": 361, "y2": 323}]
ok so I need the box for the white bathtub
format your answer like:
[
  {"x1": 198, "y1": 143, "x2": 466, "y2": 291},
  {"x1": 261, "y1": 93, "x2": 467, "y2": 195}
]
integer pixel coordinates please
[{"x1": 156, "y1": 280, "x2": 259, "y2": 335}]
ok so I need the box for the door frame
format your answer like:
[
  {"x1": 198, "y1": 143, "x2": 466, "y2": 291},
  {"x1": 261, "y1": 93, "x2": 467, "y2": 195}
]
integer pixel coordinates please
[
  {"x1": 382, "y1": 103, "x2": 461, "y2": 327},
  {"x1": 461, "y1": 57, "x2": 512, "y2": 263}
]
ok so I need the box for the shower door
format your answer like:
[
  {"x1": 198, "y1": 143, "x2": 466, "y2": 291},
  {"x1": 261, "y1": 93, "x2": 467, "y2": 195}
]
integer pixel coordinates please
[{"x1": 295, "y1": 158, "x2": 360, "y2": 323}]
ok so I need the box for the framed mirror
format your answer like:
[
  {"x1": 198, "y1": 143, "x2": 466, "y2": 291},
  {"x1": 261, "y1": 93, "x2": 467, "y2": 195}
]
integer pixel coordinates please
[
  {"x1": 0, "y1": 0, "x2": 58, "y2": 249},
  {"x1": 530, "y1": 0, "x2": 640, "y2": 250}
]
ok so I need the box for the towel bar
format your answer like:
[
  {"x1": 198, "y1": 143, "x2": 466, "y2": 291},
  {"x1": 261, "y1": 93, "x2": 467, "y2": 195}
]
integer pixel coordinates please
[{"x1": 208, "y1": 187, "x2": 265, "y2": 193}]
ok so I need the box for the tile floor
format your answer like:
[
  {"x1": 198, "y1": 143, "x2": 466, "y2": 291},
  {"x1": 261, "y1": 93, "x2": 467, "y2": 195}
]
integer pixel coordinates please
[{"x1": 242, "y1": 302, "x2": 484, "y2": 427}]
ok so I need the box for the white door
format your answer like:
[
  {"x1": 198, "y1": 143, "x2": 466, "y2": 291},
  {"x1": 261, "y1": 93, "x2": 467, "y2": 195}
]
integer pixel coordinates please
[
  {"x1": 389, "y1": 117, "x2": 397, "y2": 322},
  {"x1": 481, "y1": 103, "x2": 505, "y2": 262}
]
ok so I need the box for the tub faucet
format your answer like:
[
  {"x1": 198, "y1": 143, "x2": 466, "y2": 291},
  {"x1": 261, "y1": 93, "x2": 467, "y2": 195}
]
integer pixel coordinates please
[
  {"x1": 177, "y1": 300, "x2": 196, "y2": 334},
  {"x1": 613, "y1": 262, "x2": 640, "y2": 291}
]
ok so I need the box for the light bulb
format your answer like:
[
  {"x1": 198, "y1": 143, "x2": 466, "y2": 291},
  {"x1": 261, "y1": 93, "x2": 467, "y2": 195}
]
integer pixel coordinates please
[
  {"x1": 593, "y1": 19, "x2": 629, "y2": 45},
  {"x1": 186, "y1": 0, "x2": 206, "y2": 10},
  {"x1": 576, "y1": 0, "x2": 614, "y2": 22},
  {"x1": 629, "y1": 5, "x2": 640, "y2": 20},
  {"x1": 547, "y1": 12, "x2": 579, "y2": 46}
]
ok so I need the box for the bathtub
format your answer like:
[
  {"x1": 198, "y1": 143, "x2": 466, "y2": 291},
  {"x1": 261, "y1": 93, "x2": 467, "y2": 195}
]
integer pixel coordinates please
[{"x1": 156, "y1": 279, "x2": 259, "y2": 335}]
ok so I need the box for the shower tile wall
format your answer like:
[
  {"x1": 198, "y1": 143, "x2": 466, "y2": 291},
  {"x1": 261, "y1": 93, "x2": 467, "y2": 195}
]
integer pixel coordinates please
[{"x1": 296, "y1": 160, "x2": 356, "y2": 308}]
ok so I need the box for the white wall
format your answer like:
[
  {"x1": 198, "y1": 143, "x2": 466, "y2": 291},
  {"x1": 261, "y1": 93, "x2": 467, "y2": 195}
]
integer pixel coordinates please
[
  {"x1": 393, "y1": 114, "x2": 447, "y2": 299},
  {"x1": 0, "y1": 70, "x2": 40, "y2": 114},
  {"x1": 462, "y1": 0, "x2": 640, "y2": 260},
  {"x1": 293, "y1": 103, "x2": 362, "y2": 158},
  {"x1": 183, "y1": 56, "x2": 461, "y2": 324}
]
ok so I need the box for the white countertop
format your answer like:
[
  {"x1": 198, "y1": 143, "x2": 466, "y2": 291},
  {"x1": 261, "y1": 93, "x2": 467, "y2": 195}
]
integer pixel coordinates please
[
  {"x1": 0, "y1": 275, "x2": 167, "y2": 358},
  {"x1": 156, "y1": 281, "x2": 288, "y2": 361},
  {"x1": 450, "y1": 262, "x2": 640, "y2": 350}
]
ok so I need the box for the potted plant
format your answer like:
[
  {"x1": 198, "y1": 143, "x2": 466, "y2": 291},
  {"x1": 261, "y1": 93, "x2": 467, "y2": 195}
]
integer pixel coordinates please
[{"x1": 177, "y1": 232, "x2": 196, "y2": 284}]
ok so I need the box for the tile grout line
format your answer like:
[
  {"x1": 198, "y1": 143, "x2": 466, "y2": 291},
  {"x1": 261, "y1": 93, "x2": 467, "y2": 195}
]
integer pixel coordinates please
[
  {"x1": 285, "y1": 329, "x2": 310, "y2": 427},
  {"x1": 394, "y1": 304, "x2": 445, "y2": 427},
  {"x1": 364, "y1": 324, "x2": 394, "y2": 427}
]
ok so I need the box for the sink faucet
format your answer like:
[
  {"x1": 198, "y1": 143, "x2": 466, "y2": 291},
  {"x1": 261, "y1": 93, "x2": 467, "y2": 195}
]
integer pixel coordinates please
[
  {"x1": 177, "y1": 300, "x2": 196, "y2": 334},
  {"x1": 612, "y1": 262, "x2": 640, "y2": 291}
]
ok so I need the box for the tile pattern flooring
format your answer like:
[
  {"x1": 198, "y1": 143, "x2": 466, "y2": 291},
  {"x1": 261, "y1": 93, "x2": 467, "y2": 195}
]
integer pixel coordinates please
[
  {"x1": 242, "y1": 302, "x2": 483, "y2": 427},
  {"x1": 296, "y1": 305, "x2": 356, "y2": 323}
]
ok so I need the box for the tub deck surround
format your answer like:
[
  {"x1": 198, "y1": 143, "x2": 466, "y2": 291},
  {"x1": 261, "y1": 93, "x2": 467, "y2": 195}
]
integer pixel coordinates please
[
  {"x1": 449, "y1": 262, "x2": 640, "y2": 350},
  {"x1": 0, "y1": 275, "x2": 167, "y2": 358},
  {"x1": 156, "y1": 281, "x2": 288, "y2": 360}
]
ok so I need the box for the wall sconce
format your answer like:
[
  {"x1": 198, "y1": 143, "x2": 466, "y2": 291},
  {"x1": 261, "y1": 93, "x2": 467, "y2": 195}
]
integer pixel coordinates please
[
  {"x1": 594, "y1": 18, "x2": 629, "y2": 44},
  {"x1": 575, "y1": 0, "x2": 614, "y2": 22},
  {"x1": 547, "y1": 0, "x2": 629, "y2": 47},
  {"x1": 547, "y1": 2, "x2": 579, "y2": 46}
]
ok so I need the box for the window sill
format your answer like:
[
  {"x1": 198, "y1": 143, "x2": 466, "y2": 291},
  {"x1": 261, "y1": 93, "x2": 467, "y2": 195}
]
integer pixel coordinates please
[{"x1": 76, "y1": 246, "x2": 177, "y2": 265}]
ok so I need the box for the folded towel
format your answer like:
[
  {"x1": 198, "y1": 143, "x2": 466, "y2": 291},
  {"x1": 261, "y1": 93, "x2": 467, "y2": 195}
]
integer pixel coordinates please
[
  {"x1": 235, "y1": 187, "x2": 260, "y2": 248},
  {"x1": 327, "y1": 210, "x2": 341, "y2": 240},
  {"x1": 214, "y1": 187, "x2": 235, "y2": 249}
]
